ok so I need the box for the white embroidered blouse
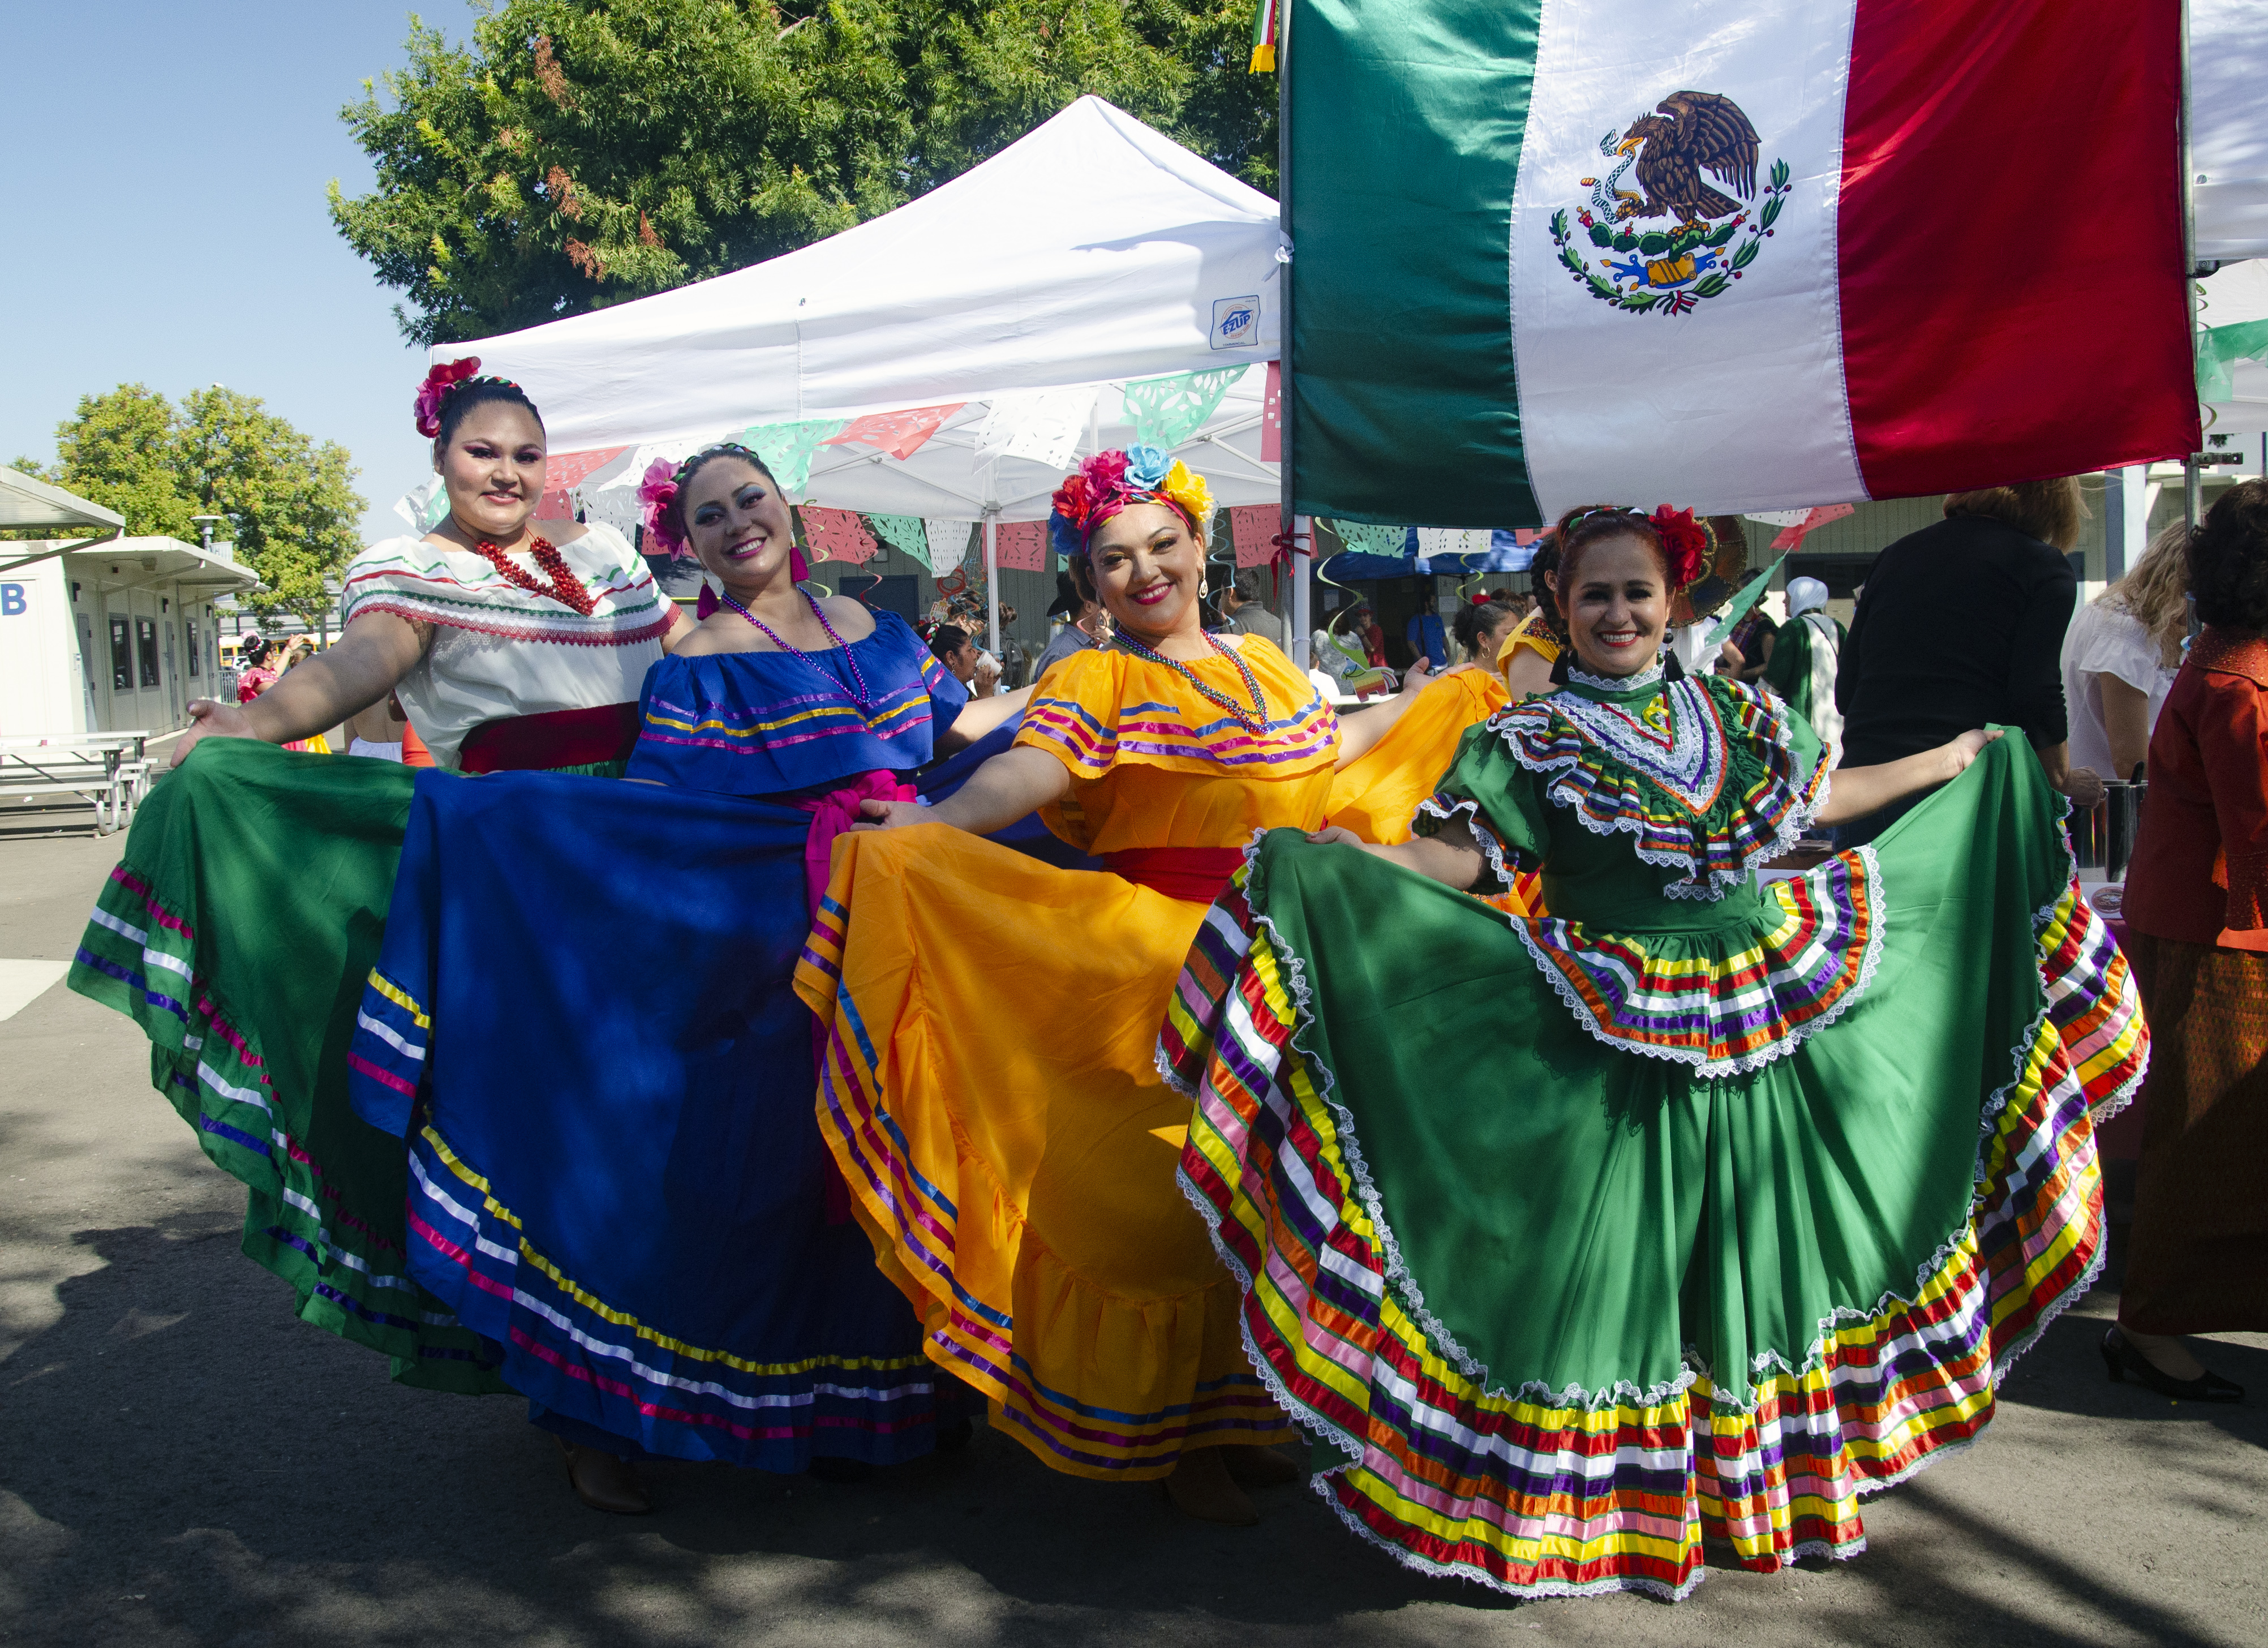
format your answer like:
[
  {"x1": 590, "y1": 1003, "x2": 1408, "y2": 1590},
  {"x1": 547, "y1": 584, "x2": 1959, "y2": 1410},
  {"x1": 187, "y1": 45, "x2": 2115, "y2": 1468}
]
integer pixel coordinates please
[{"x1": 337, "y1": 523, "x2": 672, "y2": 770}]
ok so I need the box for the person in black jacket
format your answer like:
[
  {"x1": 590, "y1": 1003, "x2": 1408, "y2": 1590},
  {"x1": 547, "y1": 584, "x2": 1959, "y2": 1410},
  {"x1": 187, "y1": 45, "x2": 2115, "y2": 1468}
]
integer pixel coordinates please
[{"x1": 1835, "y1": 478, "x2": 2107, "y2": 844}]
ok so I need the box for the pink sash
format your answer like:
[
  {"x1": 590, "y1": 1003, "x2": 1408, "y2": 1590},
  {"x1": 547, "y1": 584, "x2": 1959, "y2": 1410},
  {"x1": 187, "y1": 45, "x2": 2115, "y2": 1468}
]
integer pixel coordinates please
[{"x1": 791, "y1": 769, "x2": 917, "y2": 1222}]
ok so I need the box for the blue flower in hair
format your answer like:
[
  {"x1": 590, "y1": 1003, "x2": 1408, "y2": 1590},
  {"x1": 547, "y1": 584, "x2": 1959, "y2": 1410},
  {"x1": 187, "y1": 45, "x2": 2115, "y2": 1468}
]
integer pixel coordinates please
[
  {"x1": 1123, "y1": 444, "x2": 1171, "y2": 491},
  {"x1": 1047, "y1": 512, "x2": 1086, "y2": 563}
]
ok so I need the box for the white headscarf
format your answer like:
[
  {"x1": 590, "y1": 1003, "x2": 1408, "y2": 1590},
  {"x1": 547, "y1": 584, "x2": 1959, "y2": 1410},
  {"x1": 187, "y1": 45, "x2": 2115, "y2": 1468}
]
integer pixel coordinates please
[{"x1": 1786, "y1": 577, "x2": 1830, "y2": 617}]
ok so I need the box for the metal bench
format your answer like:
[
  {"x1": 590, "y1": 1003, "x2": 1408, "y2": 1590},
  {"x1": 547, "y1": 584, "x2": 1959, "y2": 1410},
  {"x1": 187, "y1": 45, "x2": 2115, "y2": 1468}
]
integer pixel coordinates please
[{"x1": 0, "y1": 732, "x2": 151, "y2": 834}]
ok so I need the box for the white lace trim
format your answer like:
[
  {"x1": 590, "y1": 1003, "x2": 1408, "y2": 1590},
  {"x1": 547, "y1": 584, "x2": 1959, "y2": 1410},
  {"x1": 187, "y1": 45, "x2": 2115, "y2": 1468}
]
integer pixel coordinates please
[
  {"x1": 1500, "y1": 677, "x2": 1830, "y2": 902},
  {"x1": 1510, "y1": 844, "x2": 1888, "y2": 1079},
  {"x1": 1565, "y1": 659, "x2": 1666, "y2": 693},
  {"x1": 1410, "y1": 795, "x2": 1515, "y2": 892}
]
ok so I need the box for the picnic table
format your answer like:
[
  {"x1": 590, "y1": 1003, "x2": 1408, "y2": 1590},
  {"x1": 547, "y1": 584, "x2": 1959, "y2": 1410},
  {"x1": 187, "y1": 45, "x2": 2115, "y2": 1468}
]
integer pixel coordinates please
[{"x1": 0, "y1": 732, "x2": 154, "y2": 833}]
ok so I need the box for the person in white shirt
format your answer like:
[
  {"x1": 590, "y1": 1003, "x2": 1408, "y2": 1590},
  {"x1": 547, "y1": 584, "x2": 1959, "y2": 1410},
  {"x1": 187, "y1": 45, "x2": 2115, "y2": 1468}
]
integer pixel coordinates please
[{"x1": 2061, "y1": 523, "x2": 2189, "y2": 783}]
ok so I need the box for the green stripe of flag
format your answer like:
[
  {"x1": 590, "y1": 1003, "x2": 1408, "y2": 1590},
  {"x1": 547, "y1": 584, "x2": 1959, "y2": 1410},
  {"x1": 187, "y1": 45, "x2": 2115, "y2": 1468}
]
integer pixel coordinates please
[{"x1": 1288, "y1": 0, "x2": 1545, "y2": 526}]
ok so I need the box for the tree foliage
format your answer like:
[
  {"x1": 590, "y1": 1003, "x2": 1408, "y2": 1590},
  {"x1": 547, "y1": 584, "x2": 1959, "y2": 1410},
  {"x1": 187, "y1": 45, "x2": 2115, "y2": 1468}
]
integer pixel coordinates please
[
  {"x1": 330, "y1": 1, "x2": 1275, "y2": 346},
  {"x1": 16, "y1": 386, "x2": 366, "y2": 622}
]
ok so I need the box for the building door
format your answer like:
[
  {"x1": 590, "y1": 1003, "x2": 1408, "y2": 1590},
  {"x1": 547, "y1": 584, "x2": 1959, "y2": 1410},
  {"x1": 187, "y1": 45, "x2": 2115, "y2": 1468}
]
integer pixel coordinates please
[
  {"x1": 161, "y1": 613, "x2": 180, "y2": 724},
  {"x1": 75, "y1": 610, "x2": 97, "y2": 731}
]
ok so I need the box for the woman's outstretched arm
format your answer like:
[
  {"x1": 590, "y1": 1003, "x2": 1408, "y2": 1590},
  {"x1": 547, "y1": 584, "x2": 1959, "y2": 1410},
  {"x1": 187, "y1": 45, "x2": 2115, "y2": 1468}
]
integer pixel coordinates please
[
  {"x1": 856, "y1": 746, "x2": 1071, "y2": 838},
  {"x1": 1816, "y1": 728, "x2": 2001, "y2": 825},
  {"x1": 171, "y1": 612, "x2": 428, "y2": 766},
  {"x1": 1304, "y1": 818, "x2": 1492, "y2": 890}
]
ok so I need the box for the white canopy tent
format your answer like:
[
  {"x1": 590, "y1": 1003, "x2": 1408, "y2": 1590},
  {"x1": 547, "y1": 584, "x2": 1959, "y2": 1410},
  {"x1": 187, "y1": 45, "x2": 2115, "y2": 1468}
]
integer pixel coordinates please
[
  {"x1": 2195, "y1": 0, "x2": 2268, "y2": 264},
  {"x1": 435, "y1": 93, "x2": 1281, "y2": 467},
  {"x1": 423, "y1": 96, "x2": 1287, "y2": 649}
]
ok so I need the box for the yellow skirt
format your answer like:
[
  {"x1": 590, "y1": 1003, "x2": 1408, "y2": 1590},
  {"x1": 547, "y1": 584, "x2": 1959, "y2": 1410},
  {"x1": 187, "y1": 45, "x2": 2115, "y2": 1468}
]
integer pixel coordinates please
[
  {"x1": 1324, "y1": 667, "x2": 1506, "y2": 844},
  {"x1": 795, "y1": 825, "x2": 1294, "y2": 1479}
]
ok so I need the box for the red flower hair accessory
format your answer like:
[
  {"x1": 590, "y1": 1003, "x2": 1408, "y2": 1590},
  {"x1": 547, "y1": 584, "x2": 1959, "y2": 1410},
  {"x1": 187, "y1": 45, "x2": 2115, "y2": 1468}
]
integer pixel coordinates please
[
  {"x1": 1648, "y1": 505, "x2": 1712, "y2": 590},
  {"x1": 414, "y1": 357, "x2": 484, "y2": 437},
  {"x1": 638, "y1": 457, "x2": 686, "y2": 557}
]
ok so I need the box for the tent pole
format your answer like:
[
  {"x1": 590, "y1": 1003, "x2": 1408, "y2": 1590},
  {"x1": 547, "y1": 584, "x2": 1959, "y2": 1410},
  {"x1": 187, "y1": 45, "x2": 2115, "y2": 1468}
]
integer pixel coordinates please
[
  {"x1": 984, "y1": 513, "x2": 1001, "y2": 655},
  {"x1": 2183, "y1": 0, "x2": 2204, "y2": 536},
  {"x1": 1278, "y1": 2, "x2": 1310, "y2": 668}
]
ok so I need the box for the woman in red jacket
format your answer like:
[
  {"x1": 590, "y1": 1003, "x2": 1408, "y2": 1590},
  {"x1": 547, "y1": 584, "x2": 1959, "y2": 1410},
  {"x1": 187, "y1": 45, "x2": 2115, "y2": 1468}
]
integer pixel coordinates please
[{"x1": 2111, "y1": 479, "x2": 2268, "y2": 1403}]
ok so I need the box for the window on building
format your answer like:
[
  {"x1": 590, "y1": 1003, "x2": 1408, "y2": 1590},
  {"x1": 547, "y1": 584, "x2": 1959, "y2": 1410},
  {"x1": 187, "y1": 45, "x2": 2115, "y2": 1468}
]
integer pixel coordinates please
[
  {"x1": 136, "y1": 617, "x2": 161, "y2": 688},
  {"x1": 109, "y1": 617, "x2": 132, "y2": 691},
  {"x1": 184, "y1": 619, "x2": 200, "y2": 677}
]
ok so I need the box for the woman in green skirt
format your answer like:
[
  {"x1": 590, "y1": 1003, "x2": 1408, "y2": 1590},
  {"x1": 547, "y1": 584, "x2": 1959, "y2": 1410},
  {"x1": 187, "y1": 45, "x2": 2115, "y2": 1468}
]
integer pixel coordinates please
[
  {"x1": 69, "y1": 362, "x2": 690, "y2": 1428},
  {"x1": 1163, "y1": 504, "x2": 2146, "y2": 1599}
]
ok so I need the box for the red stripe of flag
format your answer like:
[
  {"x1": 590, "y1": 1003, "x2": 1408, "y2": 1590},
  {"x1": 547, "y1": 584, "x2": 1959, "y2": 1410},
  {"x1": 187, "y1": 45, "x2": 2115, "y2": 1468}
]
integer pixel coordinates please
[{"x1": 1838, "y1": 0, "x2": 2196, "y2": 497}]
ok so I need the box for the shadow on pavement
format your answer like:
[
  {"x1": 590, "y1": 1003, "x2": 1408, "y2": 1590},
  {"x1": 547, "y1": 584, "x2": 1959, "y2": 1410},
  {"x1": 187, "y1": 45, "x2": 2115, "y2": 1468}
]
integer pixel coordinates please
[{"x1": 3, "y1": 1214, "x2": 2262, "y2": 1648}]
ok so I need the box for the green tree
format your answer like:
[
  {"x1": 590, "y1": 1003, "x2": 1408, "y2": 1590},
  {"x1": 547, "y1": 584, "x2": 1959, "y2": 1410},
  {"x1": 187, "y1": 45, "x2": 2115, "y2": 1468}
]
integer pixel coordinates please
[
  {"x1": 22, "y1": 385, "x2": 366, "y2": 623},
  {"x1": 330, "y1": 1, "x2": 1276, "y2": 346}
]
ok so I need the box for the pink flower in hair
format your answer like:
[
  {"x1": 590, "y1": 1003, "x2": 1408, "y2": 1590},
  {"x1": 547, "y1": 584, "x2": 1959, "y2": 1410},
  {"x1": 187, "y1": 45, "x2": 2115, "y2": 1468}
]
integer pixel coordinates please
[
  {"x1": 1081, "y1": 449, "x2": 1129, "y2": 494},
  {"x1": 414, "y1": 357, "x2": 483, "y2": 437},
  {"x1": 637, "y1": 457, "x2": 687, "y2": 557}
]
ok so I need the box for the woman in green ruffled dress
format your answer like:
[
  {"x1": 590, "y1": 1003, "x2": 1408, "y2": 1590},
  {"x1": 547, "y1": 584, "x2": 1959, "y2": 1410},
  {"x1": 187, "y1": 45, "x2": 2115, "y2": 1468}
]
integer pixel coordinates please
[{"x1": 1163, "y1": 505, "x2": 2146, "y2": 1601}]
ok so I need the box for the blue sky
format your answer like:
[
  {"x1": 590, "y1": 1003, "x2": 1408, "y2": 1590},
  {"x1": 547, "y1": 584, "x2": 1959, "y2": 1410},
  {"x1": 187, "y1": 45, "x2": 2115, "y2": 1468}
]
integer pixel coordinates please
[{"x1": 4, "y1": 3, "x2": 480, "y2": 541}]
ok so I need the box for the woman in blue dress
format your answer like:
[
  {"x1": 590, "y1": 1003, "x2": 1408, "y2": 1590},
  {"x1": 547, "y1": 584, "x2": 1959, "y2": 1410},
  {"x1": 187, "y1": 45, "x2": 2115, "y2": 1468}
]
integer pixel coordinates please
[{"x1": 349, "y1": 445, "x2": 1028, "y2": 1510}]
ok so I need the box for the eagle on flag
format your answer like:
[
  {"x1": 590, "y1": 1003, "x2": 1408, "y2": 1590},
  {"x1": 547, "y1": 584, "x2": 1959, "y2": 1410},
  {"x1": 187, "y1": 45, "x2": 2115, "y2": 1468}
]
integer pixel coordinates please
[{"x1": 1614, "y1": 91, "x2": 1761, "y2": 226}]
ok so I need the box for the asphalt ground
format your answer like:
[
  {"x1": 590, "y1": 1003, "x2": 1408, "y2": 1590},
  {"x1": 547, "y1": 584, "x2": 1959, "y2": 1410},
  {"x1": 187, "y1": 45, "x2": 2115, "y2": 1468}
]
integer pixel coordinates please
[{"x1": 3, "y1": 830, "x2": 2264, "y2": 1648}]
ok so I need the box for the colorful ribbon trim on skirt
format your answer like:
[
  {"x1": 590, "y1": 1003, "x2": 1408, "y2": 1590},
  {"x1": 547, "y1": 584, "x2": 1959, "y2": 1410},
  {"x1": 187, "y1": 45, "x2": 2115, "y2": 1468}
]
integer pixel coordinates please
[
  {"x1": 1103, "y1": 846, "x2": 1248, "y2": 903},
  {"x1": 457, "y1": 701, "x2": 642, "y2": 774}
]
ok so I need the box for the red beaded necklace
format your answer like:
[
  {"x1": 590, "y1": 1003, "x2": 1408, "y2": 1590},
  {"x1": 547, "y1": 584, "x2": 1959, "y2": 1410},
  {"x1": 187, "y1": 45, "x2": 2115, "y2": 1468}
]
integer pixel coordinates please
[{"x1": 471, "y1": 536, "x2": 597, "y2": 616}]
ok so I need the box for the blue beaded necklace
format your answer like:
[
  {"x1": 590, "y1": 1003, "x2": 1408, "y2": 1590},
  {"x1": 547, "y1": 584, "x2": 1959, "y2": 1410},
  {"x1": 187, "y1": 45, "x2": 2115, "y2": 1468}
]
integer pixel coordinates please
[{"x1": 720, "y1": 589, "x2": 875, "y2": 713}]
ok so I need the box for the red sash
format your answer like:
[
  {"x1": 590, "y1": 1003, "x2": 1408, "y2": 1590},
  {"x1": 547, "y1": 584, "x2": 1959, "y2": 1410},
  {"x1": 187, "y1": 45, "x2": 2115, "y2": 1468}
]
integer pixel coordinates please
[
  {"x1": 1102, "y1": 846, "x2": 1247, "y2": 904},
  {"x1": 457, "y1": 702, "x2": 643, "y2": 774}
]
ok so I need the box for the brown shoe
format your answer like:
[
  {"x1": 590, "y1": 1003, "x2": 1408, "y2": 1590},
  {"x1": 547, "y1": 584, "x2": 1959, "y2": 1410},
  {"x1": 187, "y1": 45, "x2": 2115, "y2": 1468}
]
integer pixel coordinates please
[
  {"x1": 1221, "y1": 1445, "x2": 1303, "y2": 1488},
  {"x1": 1159, "y1": 1447, "x2": 1258, "y2": 1526},
  {"x1": 556, "y1": 1436, "x2": 653, "y2": 1514}
]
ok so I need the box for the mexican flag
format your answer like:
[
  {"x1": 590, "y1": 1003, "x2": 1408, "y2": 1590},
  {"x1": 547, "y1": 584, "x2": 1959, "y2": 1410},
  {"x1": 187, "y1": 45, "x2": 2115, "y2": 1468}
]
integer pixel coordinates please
[{"x1": 1285, "y1": 0, "x2": 2198, "y2": 526}]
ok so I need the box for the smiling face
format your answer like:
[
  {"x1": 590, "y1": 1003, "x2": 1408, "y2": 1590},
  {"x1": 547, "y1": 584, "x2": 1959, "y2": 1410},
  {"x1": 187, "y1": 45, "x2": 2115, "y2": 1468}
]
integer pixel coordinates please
[
  {"x1": 1561, "y1": 533, "x2": 1669, "y2": 677},
  {"x1": 681, "y1": 456, "x2": 796, "y2": 593},
  {"x1": 435, "y1": 401, "x2": 547, "y2": 543},
  {"x1": 1084, "y1": 501, "x2": 1205, "y2": 645}
]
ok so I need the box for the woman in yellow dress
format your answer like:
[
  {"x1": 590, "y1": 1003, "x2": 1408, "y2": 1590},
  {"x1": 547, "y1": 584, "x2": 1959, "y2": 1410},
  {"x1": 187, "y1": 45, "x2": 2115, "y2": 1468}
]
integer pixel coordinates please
[
  {"x1": 795, "y1": 447, "x2": 1486, "y2": 1524},
  {"x1": 1497, "y1": 537, "x2": 1565, "y2": 701}
]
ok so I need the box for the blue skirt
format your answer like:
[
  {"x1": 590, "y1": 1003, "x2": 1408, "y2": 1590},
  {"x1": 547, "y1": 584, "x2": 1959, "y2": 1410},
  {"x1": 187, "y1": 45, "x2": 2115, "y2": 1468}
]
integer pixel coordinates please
[{"x1": 350, "y1": 770, "x2": 940, "y2": 1469}]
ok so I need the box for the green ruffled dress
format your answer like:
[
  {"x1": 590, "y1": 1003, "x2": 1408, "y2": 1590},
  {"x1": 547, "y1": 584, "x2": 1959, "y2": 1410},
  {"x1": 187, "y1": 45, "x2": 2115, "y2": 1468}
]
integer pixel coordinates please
[{"x1": 1162, "y1": 663, "x2": 2146, "y2": 1600}]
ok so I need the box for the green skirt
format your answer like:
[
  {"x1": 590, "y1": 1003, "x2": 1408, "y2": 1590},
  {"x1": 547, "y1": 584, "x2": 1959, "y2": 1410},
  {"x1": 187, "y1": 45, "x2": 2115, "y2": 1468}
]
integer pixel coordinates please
[
  {"x1": 68, "y1": 740, "x2": 624, "y2": 1393},
  {"x1": 1162, "y1": 737, "x2": 2147, "y2": 1600}
]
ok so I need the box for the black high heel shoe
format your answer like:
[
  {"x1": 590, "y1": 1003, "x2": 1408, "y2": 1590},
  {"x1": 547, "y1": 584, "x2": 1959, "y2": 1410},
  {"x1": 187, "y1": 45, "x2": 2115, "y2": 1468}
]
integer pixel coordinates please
[{"x1": 2101, "y1": 1325, "x2": 2245, "y2": 1403}]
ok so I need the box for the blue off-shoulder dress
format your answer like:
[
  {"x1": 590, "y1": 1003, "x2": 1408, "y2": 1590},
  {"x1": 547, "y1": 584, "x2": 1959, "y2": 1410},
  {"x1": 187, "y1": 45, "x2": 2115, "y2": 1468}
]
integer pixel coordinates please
[{"x1": 347, "y1": 613, "x2": 976, "y2": 1469}]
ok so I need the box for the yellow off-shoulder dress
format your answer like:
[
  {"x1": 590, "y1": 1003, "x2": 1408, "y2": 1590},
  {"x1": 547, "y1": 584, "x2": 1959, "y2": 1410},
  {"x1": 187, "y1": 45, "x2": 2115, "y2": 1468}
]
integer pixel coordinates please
[{"x1": 794, "y1": 636, "x2": 1484, "y2": 1479}]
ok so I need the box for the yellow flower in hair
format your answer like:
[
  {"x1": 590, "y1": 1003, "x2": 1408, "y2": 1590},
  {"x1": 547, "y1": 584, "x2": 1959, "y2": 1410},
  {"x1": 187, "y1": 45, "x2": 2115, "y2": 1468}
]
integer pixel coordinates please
[{"x1": 1162, "y1": 460, "x2": 1213, "y2": 532}]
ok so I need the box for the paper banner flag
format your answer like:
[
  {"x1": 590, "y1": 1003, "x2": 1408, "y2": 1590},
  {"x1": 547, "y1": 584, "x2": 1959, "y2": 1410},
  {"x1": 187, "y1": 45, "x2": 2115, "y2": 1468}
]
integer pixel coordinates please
[
  {"x1": 995, "y1": 520, "x2": 1046, "y2": 571},
  {"x1": 866, "y1": 513, "x2": 929, "y2": 563},
  {"x1": 1415, "y1": 527, "x2": 1494, "y2": 559},
  {"x1": 1768, "y1": 504, "x2": 1857, "y2": 551},
  {"x1": 739, "y1": 419, "x2": 848, "y2": 493},
  {"x1": 1704, "y1": 557, "x2": 1789, "y2": 648},
  {"x1": 975, "y1": 386, "x2": 1099, "y2": 470},
  {"x1": 1230, "y1": 504, "x2": 1280, "y2": 569},
  {"x1": 1260, "y1": 360, "x2": 1282, "y2": 463},
  {"x1": 1333, "y1": 520, "x2": 1410, "y2": 557},
  {"x1": 820, "y1": 404, "x2": 965, "y2": 462},
  {"x1": 1122, "y1": 366, "x2": 1245, "y2": 449},
  {"x1": 393, "y1": 476, "x2": 447, "y2": 532},
  {"x1": 1128, "y1": 369, "x2": 1240, "y2": 451},
  {"x1": 546, "y1": 447, "x2": 629, "y2": 491},
  {"x1": 802, "y1": 507, "x2": 877, "y2": 565},
  {"x1": 924, "y1": 518, "x2": 976, "y2": 577}
]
